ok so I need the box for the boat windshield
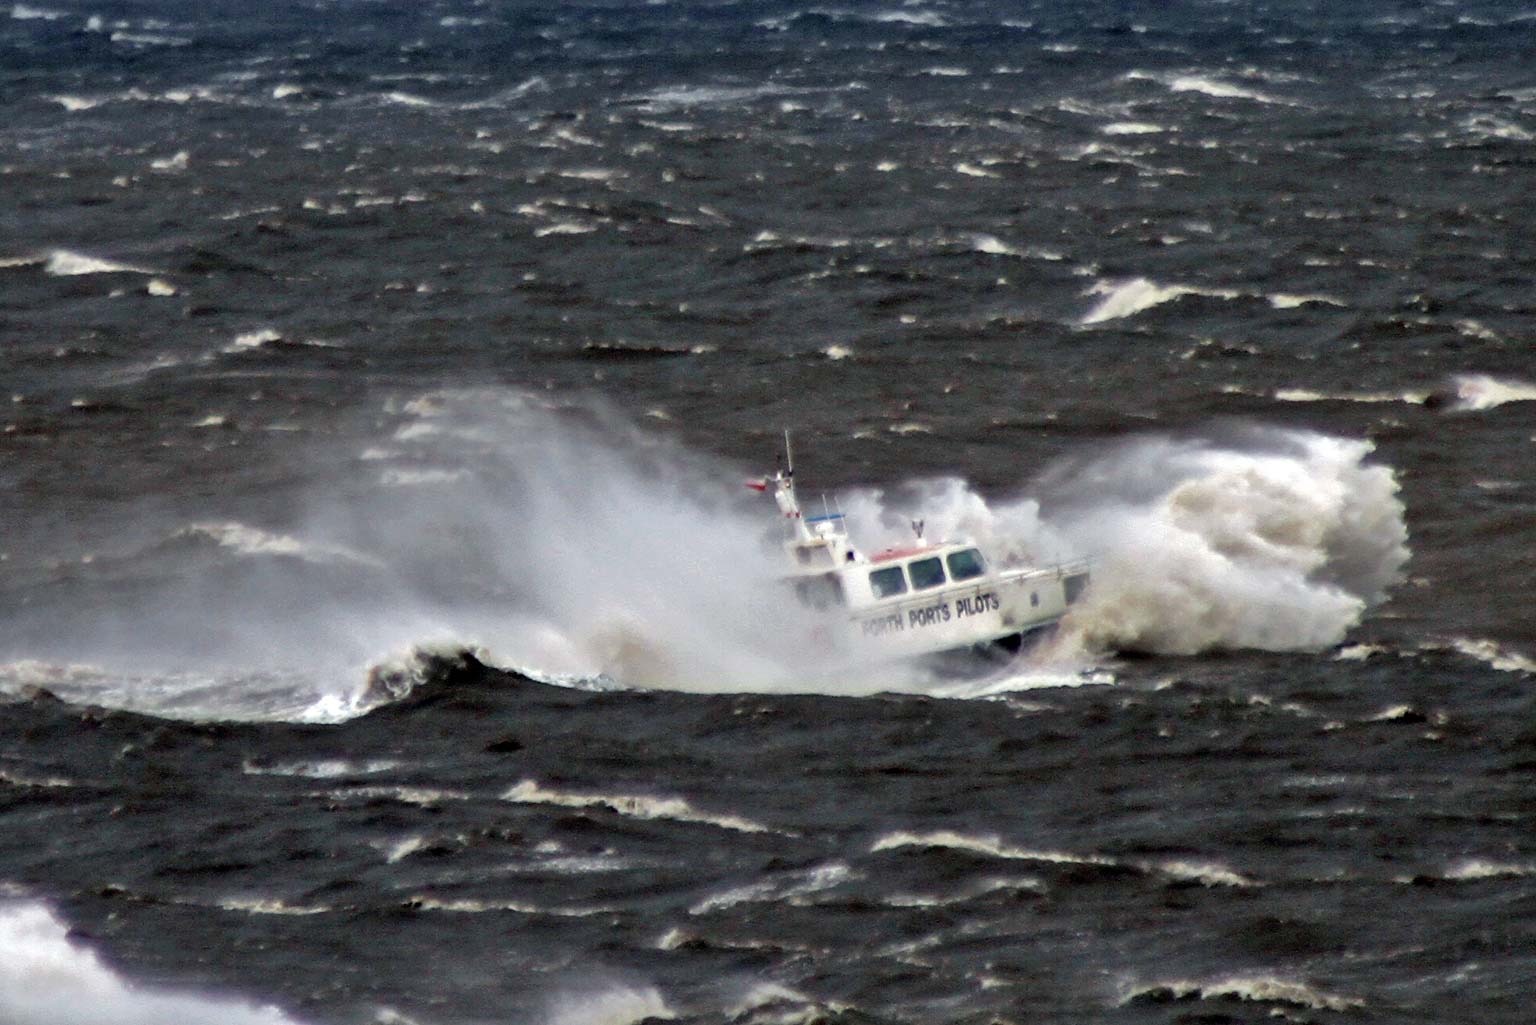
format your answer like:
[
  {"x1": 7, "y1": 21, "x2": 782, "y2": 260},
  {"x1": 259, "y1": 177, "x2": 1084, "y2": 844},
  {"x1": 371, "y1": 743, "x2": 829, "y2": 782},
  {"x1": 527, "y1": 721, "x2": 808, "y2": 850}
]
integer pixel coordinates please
[
  {"x1": 869, "y1": 565, "x2": 907, "y2": 599},
  {"x1": 908, "y1": 556, "x2": 946, "y2": 590},
  {"x1": 946, "y1": 548, "x2": 985, "y2": 581}
]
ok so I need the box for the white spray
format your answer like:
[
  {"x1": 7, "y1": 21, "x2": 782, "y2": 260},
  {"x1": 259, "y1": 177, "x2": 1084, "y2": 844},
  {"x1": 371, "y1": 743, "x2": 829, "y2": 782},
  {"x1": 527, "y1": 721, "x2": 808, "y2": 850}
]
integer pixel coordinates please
[
  {"x1": 848, "y1": 428, "x2": 1409, "y2": 657},
  {"x1": 0, "y1": 900, "x2": 305, "y2": 1025},
  {"x1": 0, "y1": 391, "x2": 1410, "y2": 717}
]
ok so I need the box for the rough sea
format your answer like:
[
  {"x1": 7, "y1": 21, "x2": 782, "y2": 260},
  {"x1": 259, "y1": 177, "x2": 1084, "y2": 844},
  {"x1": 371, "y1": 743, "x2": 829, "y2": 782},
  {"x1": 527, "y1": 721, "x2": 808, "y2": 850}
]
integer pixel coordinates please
[{"x1": 3, "y1": 1, "x2": 1535, "y2": 1023}]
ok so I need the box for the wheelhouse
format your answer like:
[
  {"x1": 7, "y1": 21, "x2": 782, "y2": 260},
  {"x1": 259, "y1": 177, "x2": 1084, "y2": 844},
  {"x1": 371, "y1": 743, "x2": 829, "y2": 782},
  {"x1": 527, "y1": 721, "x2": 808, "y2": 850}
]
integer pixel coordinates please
[{"x1": 862, "y1": 545, "x2": 989, "y2": 604}]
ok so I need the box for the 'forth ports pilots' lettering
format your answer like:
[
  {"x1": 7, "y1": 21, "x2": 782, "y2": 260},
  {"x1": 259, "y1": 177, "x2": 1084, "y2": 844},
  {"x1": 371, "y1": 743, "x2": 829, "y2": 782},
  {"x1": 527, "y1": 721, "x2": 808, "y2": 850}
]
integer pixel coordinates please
[
  {"x1": 863, "y1": 592, "x2": 1001, "y2": 638},
  {"x1": 956, "y1": 593, "x2": 1000, "y2": 617},
  {"x1": 861, "y1": 612, "x2": 904, "y2": 636},
  {"x1": 908, "y1": 602, "x2": 951, "y2": 628}
]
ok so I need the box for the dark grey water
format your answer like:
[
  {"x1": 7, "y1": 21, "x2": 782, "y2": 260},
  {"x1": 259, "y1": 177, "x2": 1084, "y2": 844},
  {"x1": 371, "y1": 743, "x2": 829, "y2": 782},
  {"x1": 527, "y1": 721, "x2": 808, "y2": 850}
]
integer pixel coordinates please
[{"x1": 1, "y1": 1, "x2": 1533, "y2": 1023}]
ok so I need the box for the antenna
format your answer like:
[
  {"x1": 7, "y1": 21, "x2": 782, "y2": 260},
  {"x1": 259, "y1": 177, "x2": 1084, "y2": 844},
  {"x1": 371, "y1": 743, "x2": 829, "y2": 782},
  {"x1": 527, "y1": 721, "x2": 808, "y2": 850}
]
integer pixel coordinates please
[{"x1": 783, "y1": 429, "x2": 793, "y2": 476}]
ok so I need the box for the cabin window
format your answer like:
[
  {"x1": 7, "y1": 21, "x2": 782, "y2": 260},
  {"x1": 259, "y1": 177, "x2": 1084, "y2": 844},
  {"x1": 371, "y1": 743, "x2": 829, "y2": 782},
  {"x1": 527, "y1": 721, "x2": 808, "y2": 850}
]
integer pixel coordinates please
[
  {"x1": 908, "y1": 556, "x2": 946, "y2": 590},
  {"x1": 946, "y1": 548, "x2": 985, "y2": 581},
  {"x1": 868, "y1": 566, "x2": 908, "y2": 599}
]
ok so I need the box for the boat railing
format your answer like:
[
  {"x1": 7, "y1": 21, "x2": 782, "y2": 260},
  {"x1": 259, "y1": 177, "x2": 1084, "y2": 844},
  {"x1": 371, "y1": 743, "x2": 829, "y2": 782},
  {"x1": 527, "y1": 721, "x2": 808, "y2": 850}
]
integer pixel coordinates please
[
  {"x1": 804, "y1": 511, "x2": 848, "y2": 536},
  {"x1": 997, "y1": 555, "x2": 1094, "y2": 582}
]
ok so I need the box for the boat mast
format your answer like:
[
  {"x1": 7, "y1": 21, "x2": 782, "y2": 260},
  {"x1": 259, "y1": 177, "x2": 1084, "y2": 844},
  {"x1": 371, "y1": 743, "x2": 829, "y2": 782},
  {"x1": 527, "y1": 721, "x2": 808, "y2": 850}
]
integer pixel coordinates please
[{"x1": 775, "y1": 430, "x2": 813, "y2": 541}]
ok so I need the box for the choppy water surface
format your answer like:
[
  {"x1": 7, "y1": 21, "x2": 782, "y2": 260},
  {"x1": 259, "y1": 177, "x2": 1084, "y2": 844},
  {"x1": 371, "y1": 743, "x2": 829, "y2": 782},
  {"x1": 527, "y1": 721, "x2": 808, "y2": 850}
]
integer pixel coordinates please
[{"x1": 1, "y1": 1, "x2": 1533, "y2": 1023}]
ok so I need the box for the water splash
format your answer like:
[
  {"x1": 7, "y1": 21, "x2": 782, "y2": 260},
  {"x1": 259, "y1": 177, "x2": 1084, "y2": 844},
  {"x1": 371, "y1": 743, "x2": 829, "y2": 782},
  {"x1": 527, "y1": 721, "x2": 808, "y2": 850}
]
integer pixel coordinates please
[
  {"x1": 839, "y1": 427, "x2": 1408, "y2": 656},
  {"x1": 0, "y1": 900, "x2": 305, "y2": 1025},
  {"x1": 0, "y1": 392, "x2": 1409, "y2": 718},
  {"x1": 1042, "y1": 429, "x2": 1409, "y2": 655}
]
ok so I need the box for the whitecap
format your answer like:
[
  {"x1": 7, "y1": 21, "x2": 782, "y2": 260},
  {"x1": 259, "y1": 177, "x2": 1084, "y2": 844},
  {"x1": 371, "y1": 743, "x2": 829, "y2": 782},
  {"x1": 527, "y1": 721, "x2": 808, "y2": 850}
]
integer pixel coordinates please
[
  {"x1": 1443, "y1": 859, "x2": 1536, "y2": 881},
  {"x1": 175, "y1": 521, "x2": 380, "y2": 567},
  {"x1": 43, "y1": 249, "x2": 155, "y2": 276},
  {"x1": 1449, "y1": 374, "x2": 1536, "y2": 411},
  {"x1": 870, "y1": 830, "x2": 1116, "y2": 867},
  {"x1": 326, "y1": 785, "x2": 467, "y2": 807},
  {"x1": 555, "y1": 167, "x2": 620, "y2": 182},
  {"x1": 110, "y1": 30, "x2": 191, "y2": 46},
  {"x1": 954, "y1": 162, "x2": 1000, "y2": 178},
  {"x1": 150, "y1": 150, "x2": 189, "y2": 172},
  {"x1": 505, "y1": 779, "x2": 772, "y2": 834},
  {"x1": 535, "y1": 222, "x2": 599, "y2": 237},
  {"x1": 638, "y1": 83, "x2": 794, "y2": 111},
  {"x1": 873, "y1": 9, "x2": 947, "y2": 26},
  {"x1": 50, "y1": 94, "x2": 103, "y2": 111},
  {"x1": 690, "y1": 862, "x2": 854, "y2": 914},
  {"x1": 11, "y1": 4, "x2": 66, "y2": 19},
  {"x1": 1444, "y1": 637, "x2": 1536, "y2": 674},
  {"x1": 1120, "y1": 975, "x2": 1362, "y2": 1012},
  {"x1": 1080, "y1": 277, "x2": 1237, "y2": 324},
  {"x1": 1168, "y1": 74, "x2": 1285, "y2": 105},
  {"x1": 0, "y1": 767, "x2": 74, "y2": 788},
  {"x1": 1268, "y1": 292, "x2": 1344, "y2": 309},
  {"x1": 243, "y1": 758, "x2": 402, "y2": 779},
  {"x1": 224, "y1": 327, "x2": 282, "y2": 353},
  {"x1": 382, "y1": 835, "x2": 432, "y2": 864},
  {"x1": 1155, "y1": 860, "x2": 1256, "y2": 886},
  {"x1": 1102, "y1": 121, "x2": 1166, "y2": 135},
  {"x1": 1461, "y1": 115, "x2": 1535, "y2": 143},
  {"x1": 410, "y1": 896, "x2": 609, "y2": 917},
  {"x1": 970, "y1": 233, "x2": 1022, "y2": 256},
  {"x1": 383, "y1": 91, "x2": 436, "y2": 108},
  {"x1": 216, "y1": 897, "x2": 329, "y2": 916},
  {"x1": 1273, "y1": 387, "x2": 1424, "y2": 405}
]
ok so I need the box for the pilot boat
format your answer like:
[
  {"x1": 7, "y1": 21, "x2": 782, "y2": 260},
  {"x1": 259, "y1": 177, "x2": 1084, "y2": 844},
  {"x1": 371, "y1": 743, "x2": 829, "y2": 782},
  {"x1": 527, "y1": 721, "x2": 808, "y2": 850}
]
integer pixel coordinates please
[{"x1": 751, "y1": 438, "x2": 1091, "y2": 665}]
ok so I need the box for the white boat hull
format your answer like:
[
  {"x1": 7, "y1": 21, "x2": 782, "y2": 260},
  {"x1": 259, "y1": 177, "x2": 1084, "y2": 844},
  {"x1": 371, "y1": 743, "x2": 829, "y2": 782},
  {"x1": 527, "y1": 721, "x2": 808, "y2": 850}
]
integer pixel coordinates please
[{"x1": 840, "y1": 564, "x2": 1087, "y2": 664}]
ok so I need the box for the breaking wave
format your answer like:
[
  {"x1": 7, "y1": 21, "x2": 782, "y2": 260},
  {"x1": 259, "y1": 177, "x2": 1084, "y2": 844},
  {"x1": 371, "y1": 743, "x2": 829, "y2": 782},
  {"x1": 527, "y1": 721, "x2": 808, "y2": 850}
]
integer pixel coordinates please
[
  {"x1": 1121, "y1": 974, "x2": 1363, "y2": 1013},
  {"x1": 0, "y1": 389, "x2": 1409, "y2": 719},
  {"x1": 1044, "y1": 429, "x2": 1409, "y2": 655},
  {"x1": 842, "y1": 427, "x2": 1408, "y2": 657},
  {"x1": 0, "y1": 899, "x2": 306, "y2": 1025}
]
